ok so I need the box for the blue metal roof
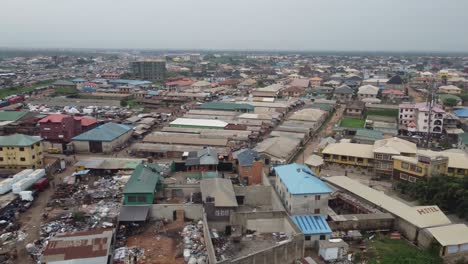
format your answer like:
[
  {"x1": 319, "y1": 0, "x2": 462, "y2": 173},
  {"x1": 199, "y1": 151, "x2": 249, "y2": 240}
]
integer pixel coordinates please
[
  {"x1": 454, "y1": 108, "x2": 468, "y2": 118},
  {"x1": 72, "y1": 122, "x2": 133, "y2": 142},
  {"x1": 274, "y1": 163, "x2": 332, "y2": 195},
  {"x1": 72, "y1": 78, "x2": 87, "y2": 82},
  {"x1": 109, "y1": 79, "x2": 152, "y2": 86},
  {"x1": 291, "y1": 215, "x2": 332, "y2": 235}
]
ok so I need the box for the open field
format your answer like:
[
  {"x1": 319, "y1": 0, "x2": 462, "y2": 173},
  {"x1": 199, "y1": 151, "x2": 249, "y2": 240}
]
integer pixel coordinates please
[
  {"x1": 366, "y1": 238, "x2": 442, "y2": 264},
  {"x1": 0, "y1": 80, "x2": 55, "y2": 98},
  {"x1": 340, "y1": 117, "x2": 365, "y2": 128}
]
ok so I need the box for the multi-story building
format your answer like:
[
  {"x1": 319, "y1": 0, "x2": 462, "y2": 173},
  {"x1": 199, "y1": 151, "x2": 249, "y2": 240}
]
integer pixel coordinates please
[
  {"x1": 274, "y1": 163, "x2": 332, "y2": 216},
  {"x1": 309, "y1": 76, "x2": 323, "y2": 88},
  {"x1": 373, "y1": 137, "x2": 417, "y2": 178},
  {"x1": 393, "y1": 153, "x2": 448, "y2": 183},
  {"x1": 131, "y1": 60, "x2": 166, "y2": 81},
  {"x1": 0, "y1": 134, "x2": 43, "y2": 169},
  {"x1": 399, "y1": 103, "x2": 445, "y2": 136},
  {"x1": 39, "y1": 114, "x2": 97, "y2": 145}
]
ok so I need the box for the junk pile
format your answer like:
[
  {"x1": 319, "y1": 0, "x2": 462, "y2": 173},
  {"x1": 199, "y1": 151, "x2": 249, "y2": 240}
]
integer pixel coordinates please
[
  {"x1": 80, "y1": 200, "x2": 121, "y2": 222},
  {"x1": 182, "y1": 221, "x2": 207, "y2": 264},
  {"x1": 113, "y1": 247, "x2": 145, "y2": 264}
]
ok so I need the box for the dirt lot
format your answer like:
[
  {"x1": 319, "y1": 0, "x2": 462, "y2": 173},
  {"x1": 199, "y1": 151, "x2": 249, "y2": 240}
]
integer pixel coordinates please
[{"x1": 126, "y1": 222, "x2": 185, "y2": 264}]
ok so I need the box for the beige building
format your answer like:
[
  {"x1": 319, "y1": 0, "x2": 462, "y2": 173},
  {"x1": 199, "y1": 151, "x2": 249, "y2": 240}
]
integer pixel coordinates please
[{"x1": 0, "y1": 134, "x2": 43, "y2": 170}]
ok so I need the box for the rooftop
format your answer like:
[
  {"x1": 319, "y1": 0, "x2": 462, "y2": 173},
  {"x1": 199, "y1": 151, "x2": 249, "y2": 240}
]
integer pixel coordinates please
[
  {"x1": 322, "y1": 142, "x2": 374, "y2": 159},
  {"x1": 0, "y1": 110, "x2": 28, "y2": 122},
  {"x1": 170, "y1": 118, "x2": 228, "y2": 128},
  {"x1": 291, "y1": 215, "x2": 332, "y2": 235},
  {"x1": 72, "y1": 122, "x2": 132, "y2": 142},
  {"x1": 0, "y1": 134, "x2": 42, "y2": 147},
  {"x1": 425, "y1": 224, "x2": 468, "y2": 246},
  {"x1": 274, "y1": 163, "x2": 332, "y2": 195},
  {"x1": 123, "y1": 163, "x2": 161, "y2": 194},
  {"x1": 200, "y1": 178, "x2": 238, "y2": 207},
  {"x1": 198, "y1": 102, "x2": 254, "y2": 111}
]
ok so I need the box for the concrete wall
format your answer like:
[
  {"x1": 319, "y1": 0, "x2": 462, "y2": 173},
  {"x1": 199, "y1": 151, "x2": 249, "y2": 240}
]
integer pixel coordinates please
[
  {"x1": 328, "y1": 213, "x2": 394, "y2": 231},
  {"x1": 163, "y1": 184, "x2": 200, "y2": 199},
  {"x1": 150, "y1": 204, "x2": 203, "y2": 220},
  {"x1": 103, "y1": 130, "x2": 132, "y2": 153},
  {"x1": 202, "y1": 212, "x2": 217, "y2": 264},
  {"x1": 72, "y1": 140, "x2": 90, "y2": 153},
  {"x1": 395, "y1": 217, "x2": 418, "y2": 241}
]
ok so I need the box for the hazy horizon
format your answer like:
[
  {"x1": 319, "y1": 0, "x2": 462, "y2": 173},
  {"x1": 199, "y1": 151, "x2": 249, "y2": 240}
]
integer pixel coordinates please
[{"x1": 1, "y1": 0, "x2": 468, "y2": 52}]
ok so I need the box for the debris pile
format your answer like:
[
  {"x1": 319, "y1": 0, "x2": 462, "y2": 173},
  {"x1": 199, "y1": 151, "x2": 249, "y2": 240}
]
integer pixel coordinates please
[{"x1": 182, "y1": 221, "x2": 207, "y2": 264}]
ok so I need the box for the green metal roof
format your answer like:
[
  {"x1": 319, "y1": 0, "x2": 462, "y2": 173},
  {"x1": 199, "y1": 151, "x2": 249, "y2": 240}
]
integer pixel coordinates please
[
  {"x1": 72, "y1": 122, "x2": 132, "y2": 142},
  {"x1": 0, "y1": 134, "x2": 42, "y2": 147},
  {"x1": 123, "y1": 163, "x2": 162, "y2": 194},
  {"x1": 354, "y1": 129, "x2": 384, "y2": 140},
  {"x1": 198, "y1": 102, "x2": 254, "y2": 111},
  {"x1": 309, "y1": 103, "x2": 334, "y2": 112},
  {"x1": 459, "y1": 132, "x2": 468, "y2": 145},
  {"x1": 0, "y1": 111, "x2": 28, "y2": 121}
]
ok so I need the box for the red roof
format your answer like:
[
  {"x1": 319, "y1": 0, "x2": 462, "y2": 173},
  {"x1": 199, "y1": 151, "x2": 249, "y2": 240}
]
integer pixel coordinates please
[
  {"x1": 74, "y1": 116, "x2": 97, "y2": 126},
  {"x1": 165, "y1": 78, "x2": 195, "y2": 87},
  {"x1": 39, "y1": 114, "x2": 70, "y2": 123}
]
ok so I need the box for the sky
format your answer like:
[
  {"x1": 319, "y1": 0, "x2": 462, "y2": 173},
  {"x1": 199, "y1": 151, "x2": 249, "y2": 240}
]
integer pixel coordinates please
[{"x1": 1, "y1": 0, "x2": 468, "y2": 52}]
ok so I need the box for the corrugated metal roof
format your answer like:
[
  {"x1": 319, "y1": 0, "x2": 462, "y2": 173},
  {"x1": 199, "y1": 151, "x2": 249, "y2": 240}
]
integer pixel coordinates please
[
  {"x1": 425, "y1": 224, "x2": 468, "y2": 246},
  {"x1": 170, "y1": 118, "x2": 228, "y2": 128},
  {"x1": 198, "y1": 102, "x2": 254, "y2": 111},
  {"x1": 119, "y1": 205, "x2": 150, "y2": 222},
  {"x1": 200, "y1": 178, "x2": 238, "y2": 207},
  {"x1": 123, "y1": 163, "x2": 161, "y2": 194},
  {"x1": 354, "y1": 129, "x2": 384, "y2": 140},
  {"x1": 274, "y1": 163, "x2": 332, "y2": 195},
  {"x1": 0, "y1": 134, "x2": 42, "y2": 147},
  {"x1": 72, "y1": 122, "x2": 132, "y2": 142},
  {"x1": 0, "y1": 110, "x2": 28, "y2": 121},
  {"x1": 291, "y1": 215, "x2": 332, "y2": 235},
  {"x1": 324, "y1": 176, "x2": 451, "y2": 228}
]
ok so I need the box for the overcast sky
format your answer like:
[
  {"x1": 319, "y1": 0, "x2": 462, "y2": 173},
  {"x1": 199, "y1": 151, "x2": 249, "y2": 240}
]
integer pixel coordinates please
[{"x1": 1, "y1": 0, "x2": 468, "y2": 52}]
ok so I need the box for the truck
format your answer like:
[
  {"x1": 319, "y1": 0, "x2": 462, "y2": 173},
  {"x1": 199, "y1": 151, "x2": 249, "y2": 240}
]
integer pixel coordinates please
[{"x1": 33, "y1": 178, "x2": 49, "y2": 192}]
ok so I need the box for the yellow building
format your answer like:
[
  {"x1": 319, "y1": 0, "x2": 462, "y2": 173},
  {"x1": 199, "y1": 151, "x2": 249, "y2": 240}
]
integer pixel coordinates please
[
  {"x1": 418, "y1": 149, "x2": 468, "y2": 177},
  {"x1": 392, "y1": 154, "x2": 448, "y2": 183},
  {"x1": 322, "y1": 143, "x2": 374, "y2": 168},
  {"x1": 0, "y1": 134, "x2": 44, "y2": 170}
]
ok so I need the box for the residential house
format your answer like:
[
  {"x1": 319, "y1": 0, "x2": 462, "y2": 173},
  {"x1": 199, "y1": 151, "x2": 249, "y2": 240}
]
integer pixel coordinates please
[
  {"x1": 123, "y1": 163, "x2": 161, "y2": 205},
  {"x1": 251, "y1": 83, "x2": 284, "y2": 98},
  {"x1": 357, "y1": 85, "x2": 379, "y2": 100},
  {"x1": 71, "y1": 123, "x2": 133, "y2": 153},
  {"x1": 362, "y1": 78, "x2": 389, "y2": 89},
  {"x1": 458, "y1": 132, "x2": 468, "y2": 152},
  {"x1": 304, "y1": 154, "x2": 324, "y2": 175},
  {"x1": 292, "y1": 215, "x2": 332, "y2": 248},
  {"x1": 353, "y1": 129, "x2": 384, "y2": 145},
  {"x1": 200, "y1": 178, "x2": 238, "y2": 221},
  {"x1": 386, "y1": 75, "x2": 404, "y2": 90},
  {"x1": 238, "y1": 79, "x2": 257, "y2": 90},
  {"x1": 42, "y1": 229, "x2": 115, "y2": 264},
  {"x1": 438, "y1": 85, "x2": 462, "y2": 94},
  {"x1": 274, "y1": 163, "x2": 332, "y2": 215},
  {"x1": 0, "y1": 134, "x2": 43, "y2": 169},
  {"x1": 284, "y1": 86, "x2": 306, "y2": 97},
  {"x1": 373, "y1": 137, "x2": 417, "y2": 178},
  {"x1": 333, "y1": 85, "x2": 353, "y2": 103},
  {"x1": 185, "y1": 148, "x2": 219, "y2": 176},
  {"x1": 345, "y1": 101, "x2": 365, "y2": 117},
  {"x1": 399, "y1": 103, "x2": 445, "y2": 136},
  {"x1": 254, "y1": 136, "x2": 301, "y2": 166},
  {"x1": 290, "y1": 78, "x2": 310, "y2": 88},
  {"x1": 382, "y1": 89, "x2": 405, "y2": 102},
  {"x1": 309, "y1": 77, "x2": 323, "y2": 88},
  {"x1": 190, "y1": 80, "x2": 211, "y2": 91},
  {"x1": 232, "y1": 148, "x2": 263, "y2": 185},
  {"x1": 198, "y1": 102, "x2": 254, "y2": 113},
  {"x1": 52, "y1": 80, "x2": 76, "y2": 90}
]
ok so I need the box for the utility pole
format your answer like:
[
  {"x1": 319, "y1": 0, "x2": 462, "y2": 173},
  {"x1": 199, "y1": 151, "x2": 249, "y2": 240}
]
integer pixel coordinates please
[{"x1": 425, "y1": 79, "x2": 436, "y2": 148}]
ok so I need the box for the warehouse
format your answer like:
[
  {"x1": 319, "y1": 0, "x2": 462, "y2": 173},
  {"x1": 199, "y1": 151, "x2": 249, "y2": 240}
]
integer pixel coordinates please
[
  {"x1": 417, "y1": 224, "x2": 468, "y2": 261},
  {"x1": 324, "y1": 176, "x2": 451, "y2": 241},
  {"x1": 254, "y1": 136, "x2": 301, "y2": 165},
  {"x1": 169, "y1": 118, "x2": 228, "y2": 129},
  {"x1": 71, "y1": 122, "x2": 133, "y2": 153},
  {"x1": 131, "y1": 143, "x2": 229, "y2": 158}
]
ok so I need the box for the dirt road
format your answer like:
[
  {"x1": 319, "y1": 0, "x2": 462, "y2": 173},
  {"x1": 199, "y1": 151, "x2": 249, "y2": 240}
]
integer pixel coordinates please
[
  {"x1": 294, "y1": 105, "x2": 345, "y2": 163},
  {"x1": 407, "y1": 85, "x2": 425, "y2": 103}
]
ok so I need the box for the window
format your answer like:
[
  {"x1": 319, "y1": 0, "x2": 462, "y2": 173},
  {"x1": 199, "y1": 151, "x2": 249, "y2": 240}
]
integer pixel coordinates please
[
  {"x1": 320, "y1": 235, "x2": 326, "y2": 240},
  {"x1": 314, "y1": 208, "x2": 320, "y2": 214},
  {"x1": 32, "y1": 155, "x2": 35, "y2": 159},
  {"x1": 0, "y1": 147, "x2": 2, "y2": 151},
  {"x1": 332, "y1": 155, "x2": 339, "y2": 160},
  {"x1": 349, "y1": 157, "x2": 355, "y2": 162},
  {"x1": 401, "y1": 162, "x2": 409, "y2": 169},
  {"x1": 20, "y1": 157, "x2": 26, "y2": 161},
  {"x1": 305, "y1": 236, "x2": 311, "y2": 241},
  {"x1": 409, "y1": 176, "x2": 417, "y2": 183},
  {"x1": 315, "y1": 195, "x2": 321, "y2": 200},
  {"x1": 19, "y1": 147, "x2": 24, "y2": 151},
  {"x1": 137, "y1": 196, "x2": 147, "y2": 203},
  {"x1": 357, "y1": 158, "x2": 363, "y2": 163},
  {"x1": 375, "y1": 154, "x2": 383, "y2": 160},
  {"x1": 0, "y1": 157, "x2": 3, "y2": 161},
  {"x1": 340, "y1": 156, "x2": 347, "y2": 161},
  {"x1": 128, "y1": 196, "x2": 137, "y2": 202}
]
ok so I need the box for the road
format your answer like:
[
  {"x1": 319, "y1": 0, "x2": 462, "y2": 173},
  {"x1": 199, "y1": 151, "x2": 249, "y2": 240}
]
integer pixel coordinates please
[{"x1": 294, "y1": 105, "x2": 345, "y2": 164}]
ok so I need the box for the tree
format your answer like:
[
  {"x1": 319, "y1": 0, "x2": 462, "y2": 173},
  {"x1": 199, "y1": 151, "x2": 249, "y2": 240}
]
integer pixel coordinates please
[
  {"x1": 120, "y1": 99, "x2": 128, "y2": 107},
  {"x1": 443, "y1": 97, "x2": 458, "y2": 107}
]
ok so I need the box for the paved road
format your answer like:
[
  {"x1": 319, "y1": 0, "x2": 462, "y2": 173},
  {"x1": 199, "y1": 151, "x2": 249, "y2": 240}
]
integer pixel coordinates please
[{"x1": 293, "y1": 105, "x2": 345, "y2": 164}]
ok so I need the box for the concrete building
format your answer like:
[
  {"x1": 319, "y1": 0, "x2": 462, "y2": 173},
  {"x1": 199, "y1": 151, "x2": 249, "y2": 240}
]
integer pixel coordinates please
[
  {"x1": 184, "y1": 148, "x2": 219, "y2": 174},
  {"x1": 274, "y1": 163, "x2": 332, "y2": 215},
  {"x1": 254, "y1": 136, "x2": 301, "y2": 166},
  {"x1": 357, "y1": 85, "x2": 379, "y2": 100},
  {"x1": 39, "y1": 114, "x2": 97, "y2": 145},
  {"x1": 169, "y1": 118, "x2": 228, "y2": 130},
  {"x1": 417, "y1": 224, "x2": 468, "y2": 261},
  {"x1": 373, "y1": 137, "x2": 417, "y2": 178},
  {"x1": 309, "y1": 76, "x2": 323, "y2": 88},
  {"x1": 333, "y1": 85, "x2": 353, "y2": 103},
  {"x1": 0, "y1": 134, "x2": 43, "y2": 170},
  {"x1": 42, "y1": 228, "x2": 114, "y2": 264},
  {"x1": 322, "y1": 143, "x2": 374, "y2": 168},
  {"x1": 392, "y1": 154, "x2": 448, "y2": 183},
  {"x1": 399, "y1": 102, "x2": 445, "y2": 136},
  {"x1": 291, "y1": 215, "x2": 332, "y2": 248},
  {"x1": 345, "y1": 101, "x2": 365, "y2": 117},
  {"x1": 438, "y1": 85, "x2": 461, "y2": 94},
  {"x1": 71, "y1": 122, "x2": 133, "y2": 153},
  {"x1": 200, "y1": 178, "x2": 238, "y2": 221},
  {"x1": 233, "y1": 148, "x2": 263, "y2": 185},
  {"x1": 123, "y1": 163, "x2": 161, "y2": 205},
  {"x1": 131, "y1": 60, "x2": 166, "y2": 81}
]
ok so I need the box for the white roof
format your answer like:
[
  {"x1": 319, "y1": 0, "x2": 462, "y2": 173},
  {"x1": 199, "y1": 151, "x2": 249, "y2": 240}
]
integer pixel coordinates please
[
  {"x1": 358, "y1": 84, "x2": 379, "y2": 95},
  {"x1": 305, "y1": 154, "x2": 324, "y2": 167},
  {"x1": 425, "y1": 224, "x2": 468, "y2": 246},
  {"x1": 325, "y1": 176, "x2": 451, "y2": 228},
  {"x1": 418, "y1": 149, "x2": 468, "y2": 170},
  {"x1": 373, "y1": 137, "x2": 417, "y2": 155},
  {"x1": 438, "y1": 85, "x2": 461, "y2": 91},
  {"x1": 254, "y1": 136, "x2": 301, "y2": 161},
  {"x1": 200, "y1": 178, "x2": 238, "y2": 207},
  {"x1": 191, "y1": 80, "x2": 211, "y2": 87},
  {"x1": 170, "y1": 118, "x2": 227, "y2": 128},
  {"x1": 289, "y1": 108, "x2": 326, "y2": 122},
  {"x1": 322, "y1": 143, "x2": 374, "y2": 159}
]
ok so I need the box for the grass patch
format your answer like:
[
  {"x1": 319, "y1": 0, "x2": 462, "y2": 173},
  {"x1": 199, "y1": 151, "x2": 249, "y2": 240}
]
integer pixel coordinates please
[
  {"x1": 367, "y1": 238, "x2": 442, "y2": 264},
  {"x1": 0, "y1": 80, "x2": 54, "y2": 99},
  {"x1": 52, "y1": 86, "x2": 79, "y2": 96},
  {"x1": 120, "y1": 98, "x2": 140, "y2": 108},
  {"x1": 366, "y1": 108, "x2": 399, "y2": 117},
  {"x1": 340, "y1": 117, "x2": 365, "y2": 128}
]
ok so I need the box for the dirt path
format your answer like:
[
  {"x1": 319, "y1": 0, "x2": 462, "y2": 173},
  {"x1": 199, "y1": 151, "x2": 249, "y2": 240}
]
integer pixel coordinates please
[
  {"x1": 16, "y1": 158, "x2": 75, "y2": 264},
  {"x1": 407, "y1": 85, "x2": 425, "y2": 103},
  {"x1": 294, "y1": 105, "x2": 345, "y2": 163}
]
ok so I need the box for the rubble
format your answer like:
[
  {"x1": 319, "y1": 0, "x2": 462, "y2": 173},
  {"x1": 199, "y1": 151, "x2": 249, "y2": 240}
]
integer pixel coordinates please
[{"x1": 182, "y1": 221, "x2": 207, "y2": 263}]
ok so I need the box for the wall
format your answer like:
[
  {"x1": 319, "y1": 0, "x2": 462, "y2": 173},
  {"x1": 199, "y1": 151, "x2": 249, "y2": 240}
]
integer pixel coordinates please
[
  {"x1": 202, "y1": 212, "x2": 218, "y2": 264},
  {"x1": 395, "y1": 217, "x2": 418, "y2": 241},
  {"x1": 0, "y1": 142, "x2": 43, "y2": 169},
  {"x1": 163, "y1": 184, "x2": 200, "y2": 199},
  {"x1": 72, "y1": 140, "x2": 90, "y2": 153},
  {"x1": 102, "y1": 130, "x2": 132, "y2": 153},
  {"x1": 328, "y1": 213, "x2": 394, "y2": 231},
  {"x1": 322, "y1": 154, "x2": 373, "y2": 168},
  {"x1": 150, "y1": 204, "x2": 203, "y2": 220},
  {"x1": 238, "y1": 160, "x2": 263, "y2": 185},
  {"x1": 124, "y1": 193, "x2": 153, "y2": 205},
  {"x1": 234, "y1": 185, "x2": 272, "y2": 206}
]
